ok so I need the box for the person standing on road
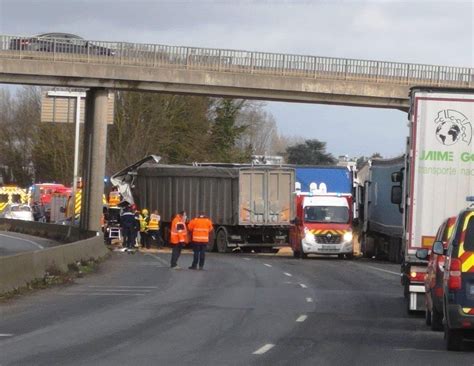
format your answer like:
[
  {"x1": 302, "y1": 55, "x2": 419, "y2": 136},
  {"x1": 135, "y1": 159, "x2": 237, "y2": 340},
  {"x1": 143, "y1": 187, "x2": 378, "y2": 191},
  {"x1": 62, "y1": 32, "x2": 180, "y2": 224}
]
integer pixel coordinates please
[
  {"x1": 187, "y1": 212, "x2": 213, "y2": 270},
  {"x1": 138, "y1": 208, "x2": 150, "y2": 249},
  {"x1": 120, "y1": 205, "x2": 139, "y2": 251},
  {"x1": 147, "y1": 210, "x2": 163, "y2": 248},
  {"x1": 169, "y1": 211, "x2": 188, "y2": 269}
]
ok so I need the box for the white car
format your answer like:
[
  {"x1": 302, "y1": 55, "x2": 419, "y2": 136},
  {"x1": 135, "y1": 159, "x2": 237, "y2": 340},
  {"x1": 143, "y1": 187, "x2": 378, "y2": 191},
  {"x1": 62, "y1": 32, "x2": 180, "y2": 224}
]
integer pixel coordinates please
[{"x1": 2, "y1": 204, "x2": 34, "y2": 221}]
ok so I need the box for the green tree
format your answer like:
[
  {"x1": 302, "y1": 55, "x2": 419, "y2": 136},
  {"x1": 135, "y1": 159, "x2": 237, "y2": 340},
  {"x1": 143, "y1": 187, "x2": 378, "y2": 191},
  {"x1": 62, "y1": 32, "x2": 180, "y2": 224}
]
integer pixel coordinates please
[
  {"x1": 286, "y1": 139, "x2": 336, "y2": 165},
  {"x1": 208, "y1": 98, "x2": 249, "y2": 163}
]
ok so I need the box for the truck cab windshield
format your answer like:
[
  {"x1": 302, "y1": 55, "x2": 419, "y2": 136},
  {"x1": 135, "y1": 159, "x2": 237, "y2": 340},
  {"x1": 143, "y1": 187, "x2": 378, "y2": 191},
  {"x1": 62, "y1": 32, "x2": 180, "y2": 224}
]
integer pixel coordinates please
[{"x1": 304, "y1": 206, "x2": 349, "y2": 224}]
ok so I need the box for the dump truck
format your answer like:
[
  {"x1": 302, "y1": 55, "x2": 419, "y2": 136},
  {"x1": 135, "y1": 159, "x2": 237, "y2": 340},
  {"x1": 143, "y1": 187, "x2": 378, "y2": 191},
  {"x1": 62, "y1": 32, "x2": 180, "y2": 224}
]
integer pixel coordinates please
[
  {"x1": 358, "y1": 157, "x2": 404, "y2": 263},
  {"x1": 112, "y1": 158, "x2": 295, "y2": 252},
  {"x1": 391, "y1": 87, "x2": 474, "y2": 312}
]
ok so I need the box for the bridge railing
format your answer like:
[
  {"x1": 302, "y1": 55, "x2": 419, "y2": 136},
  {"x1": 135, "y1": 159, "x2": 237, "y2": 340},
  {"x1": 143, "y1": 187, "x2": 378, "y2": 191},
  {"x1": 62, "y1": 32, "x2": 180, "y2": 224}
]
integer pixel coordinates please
[{"x1": 0, "y1": 35, "x2": 472, "y2": 88}]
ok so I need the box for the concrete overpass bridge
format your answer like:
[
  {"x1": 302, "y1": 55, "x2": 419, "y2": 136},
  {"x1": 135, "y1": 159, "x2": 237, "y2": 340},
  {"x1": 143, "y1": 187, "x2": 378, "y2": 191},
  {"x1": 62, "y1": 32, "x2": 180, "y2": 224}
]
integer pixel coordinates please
[
  {"x1": 0, "y1": 35, "x2": 473, "y2": 110},
  {"x1": 0, "y1": 34, "x2": 472, "y2": 231}
]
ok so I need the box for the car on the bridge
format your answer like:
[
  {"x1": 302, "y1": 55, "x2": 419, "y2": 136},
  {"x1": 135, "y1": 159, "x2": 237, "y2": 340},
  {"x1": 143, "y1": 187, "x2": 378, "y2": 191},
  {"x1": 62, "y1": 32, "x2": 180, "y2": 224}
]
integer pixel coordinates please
[
  {"x1": 439, "y1": 198, "x2": 474, "y2": 350},
  {"x1": 0, "y1": 203, "x2": 34, "y2": 221},
  {"x1": 417, "y1": 216, "x2": 456, "y2": 331},
  {"x1": 9, "y1": 33, "x2": 115, "y2": 56}
]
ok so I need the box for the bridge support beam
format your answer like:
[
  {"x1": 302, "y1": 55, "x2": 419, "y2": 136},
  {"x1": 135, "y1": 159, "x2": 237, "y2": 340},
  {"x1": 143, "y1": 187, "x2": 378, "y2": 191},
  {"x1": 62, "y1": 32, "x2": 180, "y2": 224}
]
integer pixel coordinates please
[{"x1": 79, "y1": 88, "x2": 108, "y2": 232}]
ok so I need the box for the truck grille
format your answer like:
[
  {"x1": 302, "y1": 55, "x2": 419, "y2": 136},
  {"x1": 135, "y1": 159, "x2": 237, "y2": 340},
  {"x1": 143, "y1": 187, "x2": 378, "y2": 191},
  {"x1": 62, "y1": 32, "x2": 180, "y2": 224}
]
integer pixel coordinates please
[{"x1": 315, "y1": 235, "x2": 342, "y2": 244}]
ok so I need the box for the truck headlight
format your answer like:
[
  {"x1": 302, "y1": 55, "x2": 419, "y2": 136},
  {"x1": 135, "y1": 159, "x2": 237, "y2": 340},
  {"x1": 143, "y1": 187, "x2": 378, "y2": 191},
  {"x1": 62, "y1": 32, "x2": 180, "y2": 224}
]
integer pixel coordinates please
[
  {"x1": 304, "y1": 228, "x2": 314, "y2": 242},
  {"x1": 343, "y1": 232, "x2": 353, "y2": 242}
]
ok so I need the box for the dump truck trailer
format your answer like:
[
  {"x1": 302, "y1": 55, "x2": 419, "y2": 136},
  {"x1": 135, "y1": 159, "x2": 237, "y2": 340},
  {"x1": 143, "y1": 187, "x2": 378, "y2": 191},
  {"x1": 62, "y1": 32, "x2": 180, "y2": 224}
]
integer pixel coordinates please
[{"x1": 117, "y1": 160, "x2": 295, "y2": 252}]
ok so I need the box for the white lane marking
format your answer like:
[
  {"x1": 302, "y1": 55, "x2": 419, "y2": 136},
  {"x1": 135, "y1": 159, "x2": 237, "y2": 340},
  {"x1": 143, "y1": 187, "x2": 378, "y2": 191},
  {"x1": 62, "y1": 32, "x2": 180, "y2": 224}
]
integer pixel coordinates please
[
  {"x1": 300, "y1": 283, "x2": 307, "y2": 288},
  {"x1": 263, "y1": 263, "x2": 272, "y2": 267},
  {"x1": 283, "y1": 272, "x2": 292, "y2": 277},
  {"x1": 0, "y1": 233, "x2": 44, "y2": 249},
  {"x1": 243, "y1": 258, "x2": 251, "y2": 261},
  {"x1": 306, "y1": 297, "x2": 313, "y2": 303},
  {"x1": 62, "y1": 293, "x2": 146, "y2": 296},
  {"x1": 82, "y1": 289, "x2": 152, "y2": 293},
  {"x1": 0, "y1": 333, "x2": 13, "y2": 337},
  {"x1": 296, "y1": 315, "x2": 307, "y2": 322},
  {"x1": 365, "y1": 265, "x2": 399, "y2": 276},
  {"x1": 88, "y1": 285, "x2": 158, "y2": 289},
  {"x1": 394, "y1": 348, "x2": 445, "y2": 353},
  {"x1": 252, "y1": 343, "x2": 275, "y2": 355},
  {"x1": 146, "y1": 253, "x2": 170, "y2": 266}
]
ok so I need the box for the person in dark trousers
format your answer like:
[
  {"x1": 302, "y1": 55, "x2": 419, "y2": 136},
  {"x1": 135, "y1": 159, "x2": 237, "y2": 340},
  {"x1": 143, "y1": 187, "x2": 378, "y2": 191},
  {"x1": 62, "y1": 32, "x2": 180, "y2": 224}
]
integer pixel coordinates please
[
  {"x1": 169, "y1": 211, "x2": 188, "y2": 269},
  {"x1": 187, "y1": 212, "x2": 214, "y2": 270},
  {"x1": 120, "y1": 206, "x2": 139, "y2": 251},
  {"x1": 148, "y1": 210, "x2": 164, "y2": 248},
  {"x1": 138, "y1": 209, "x2": 150, "y2": 248}
]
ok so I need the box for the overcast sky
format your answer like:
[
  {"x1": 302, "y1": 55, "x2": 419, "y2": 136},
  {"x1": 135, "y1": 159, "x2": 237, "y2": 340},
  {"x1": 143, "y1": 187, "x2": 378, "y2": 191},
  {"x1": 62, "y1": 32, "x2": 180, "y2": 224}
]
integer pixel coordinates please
[{"x1": 0, "y1": 0, "x2": 472, "y2": 158}]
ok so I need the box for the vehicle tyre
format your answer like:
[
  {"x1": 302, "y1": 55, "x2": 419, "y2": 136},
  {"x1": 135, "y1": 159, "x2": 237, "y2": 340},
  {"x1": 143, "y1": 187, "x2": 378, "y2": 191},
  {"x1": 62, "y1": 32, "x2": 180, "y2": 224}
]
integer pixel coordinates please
[
  {"x1": 425, "y1": 309, "x2": 432, "y2": 326},
  {"x1": 216, "y1": 229, "x2": 231, "y2": 253},
  {"x1": 345, "y1": 253, "x2": 354, "y2": 260},
  {"x1": 338, "y1": 254, "x2": 344, "y2": 259},
  {"x1": 300, "y1": 249, "x2": 308, "y2": 259},
  {"x1": 431, "y1": 307, "x2": 444, "y2": 331},
  {"x1": 445, "y1": 325, "x2": 463, "y2": 351},
  {"x1": 293, "y1": 250, "x2": 300, "y2": 258}
]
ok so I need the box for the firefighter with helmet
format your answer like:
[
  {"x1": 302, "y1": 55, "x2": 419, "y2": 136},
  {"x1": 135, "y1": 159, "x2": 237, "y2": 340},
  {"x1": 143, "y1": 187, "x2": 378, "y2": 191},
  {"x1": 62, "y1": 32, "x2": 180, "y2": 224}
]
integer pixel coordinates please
[{"x1": 138, "y1": 208, "x2": 150, "y2": 249}]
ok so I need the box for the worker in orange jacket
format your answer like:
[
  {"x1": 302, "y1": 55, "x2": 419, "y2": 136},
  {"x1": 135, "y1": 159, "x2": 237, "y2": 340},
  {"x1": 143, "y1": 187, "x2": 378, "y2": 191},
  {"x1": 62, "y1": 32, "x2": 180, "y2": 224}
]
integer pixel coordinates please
[
  {"x1": 187, "y1": 212, "x2": 213, "y2": 270},
  {"x1": 169, "y1": 211, "x2": 188, "y2": 269}
]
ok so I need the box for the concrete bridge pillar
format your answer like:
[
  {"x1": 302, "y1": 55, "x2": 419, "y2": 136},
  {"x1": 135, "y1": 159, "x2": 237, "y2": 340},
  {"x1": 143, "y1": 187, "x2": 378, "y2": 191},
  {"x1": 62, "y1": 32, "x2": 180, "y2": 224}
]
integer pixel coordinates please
[{"x1": 80, "y1": 88, "x2": 108, "y2": 232}]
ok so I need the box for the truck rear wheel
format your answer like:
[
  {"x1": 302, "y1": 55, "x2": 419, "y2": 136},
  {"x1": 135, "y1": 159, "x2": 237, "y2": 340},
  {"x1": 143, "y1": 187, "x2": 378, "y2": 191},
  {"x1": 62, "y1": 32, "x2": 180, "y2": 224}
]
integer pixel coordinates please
[{"x1": 216, "y1": 229, "x2": 231, "y2": 253}]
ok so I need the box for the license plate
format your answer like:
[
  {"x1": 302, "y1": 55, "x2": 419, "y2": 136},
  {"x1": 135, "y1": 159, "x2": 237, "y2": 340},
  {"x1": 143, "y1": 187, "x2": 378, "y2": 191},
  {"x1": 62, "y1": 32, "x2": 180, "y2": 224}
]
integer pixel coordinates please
[{"x1": 321, "y1": 245, "x2": 337, "y2": 251}]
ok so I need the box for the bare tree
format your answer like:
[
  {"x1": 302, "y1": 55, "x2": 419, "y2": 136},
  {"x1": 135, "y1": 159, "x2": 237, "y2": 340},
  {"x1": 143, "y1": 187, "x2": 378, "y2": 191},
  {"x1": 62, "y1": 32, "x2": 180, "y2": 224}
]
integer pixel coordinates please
[
  {"x1": 236, "y1": 102, "x2": 278, "y2": 155},
  {"x1": 0, "y1": 87, "x2": 40, "y2": 186}
]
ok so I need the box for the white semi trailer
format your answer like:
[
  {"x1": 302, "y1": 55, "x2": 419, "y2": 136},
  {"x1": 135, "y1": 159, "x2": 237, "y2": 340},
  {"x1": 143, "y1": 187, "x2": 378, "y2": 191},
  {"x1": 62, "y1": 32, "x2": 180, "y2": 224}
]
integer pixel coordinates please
[{"x1": 391, "y1": 87, "x2": 474, "y2": 312}]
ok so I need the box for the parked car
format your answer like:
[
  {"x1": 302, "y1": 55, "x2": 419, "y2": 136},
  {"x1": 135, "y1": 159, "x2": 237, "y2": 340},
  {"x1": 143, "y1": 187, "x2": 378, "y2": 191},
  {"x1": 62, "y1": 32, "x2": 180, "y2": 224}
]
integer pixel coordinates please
[
  {"x1": 440, "y1": 199, "x2": 474, "y2": 350},
  {"x1": 9, "y1": 33, "x2": 115, "y2": 56},
  {"x1": 417, "y1": 216, "x2": 456, "y2": 331},
  {"x1": 1, "y1": 204, "x2": 34, "y2": 221}
]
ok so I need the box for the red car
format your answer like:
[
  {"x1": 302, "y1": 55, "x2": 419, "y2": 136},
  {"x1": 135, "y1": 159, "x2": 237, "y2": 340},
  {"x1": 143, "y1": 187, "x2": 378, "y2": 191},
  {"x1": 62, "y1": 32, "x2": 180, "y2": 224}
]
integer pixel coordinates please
[{"x1": 421, "y1": 216, "x2": 456, "y2": 331}]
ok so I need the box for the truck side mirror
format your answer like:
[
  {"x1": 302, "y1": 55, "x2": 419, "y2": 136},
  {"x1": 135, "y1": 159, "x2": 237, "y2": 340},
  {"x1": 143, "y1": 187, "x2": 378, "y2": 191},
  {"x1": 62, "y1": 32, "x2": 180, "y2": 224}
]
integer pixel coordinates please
[
  {"x1": 391, "y1": 186, "x2": 402, "y2": 205},
  {"x1": 432, "y1": 241, "x2": 444, "y2": 255},
  {"x1": 391, "y1": 172, "x2": 402, "y2": 183},
  {"x1": 416, "y1": 248, "x2": 429, "y2": 260}
]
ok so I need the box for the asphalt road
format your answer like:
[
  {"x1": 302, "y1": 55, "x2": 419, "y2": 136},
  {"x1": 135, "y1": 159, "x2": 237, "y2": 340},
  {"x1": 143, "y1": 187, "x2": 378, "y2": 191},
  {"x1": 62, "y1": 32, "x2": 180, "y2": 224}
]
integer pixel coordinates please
[
  {"x1": 0, "y1": 231, "x2": 59, "y2": 256},
  {"x1": 1, "y1": 251, "x2": 473, "y2": 365}
]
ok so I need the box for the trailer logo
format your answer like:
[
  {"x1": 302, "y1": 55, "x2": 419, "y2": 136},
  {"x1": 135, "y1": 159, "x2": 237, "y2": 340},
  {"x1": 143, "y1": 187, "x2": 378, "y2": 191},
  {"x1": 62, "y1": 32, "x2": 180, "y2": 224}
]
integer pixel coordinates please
[{"x1": 435, "y1": 110, "x2": 472, "y2": 146}]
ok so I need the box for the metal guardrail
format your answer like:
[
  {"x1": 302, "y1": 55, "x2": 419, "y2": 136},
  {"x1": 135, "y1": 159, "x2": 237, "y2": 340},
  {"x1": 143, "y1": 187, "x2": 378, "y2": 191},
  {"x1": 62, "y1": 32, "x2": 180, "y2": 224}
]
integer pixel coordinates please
[{"x1": 0, "y1": 34, "x2": 472, "y2": 88}]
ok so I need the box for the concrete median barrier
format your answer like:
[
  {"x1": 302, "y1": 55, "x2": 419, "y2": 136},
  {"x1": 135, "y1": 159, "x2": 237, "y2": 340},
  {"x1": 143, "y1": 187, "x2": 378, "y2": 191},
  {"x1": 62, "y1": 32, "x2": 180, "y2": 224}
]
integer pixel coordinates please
[
  {"x1": 0, "y1": 236, "x2": 109, "y2": 294},
  {"x1": 0, "y1": 218, "x2": 95, "y2": 243}
]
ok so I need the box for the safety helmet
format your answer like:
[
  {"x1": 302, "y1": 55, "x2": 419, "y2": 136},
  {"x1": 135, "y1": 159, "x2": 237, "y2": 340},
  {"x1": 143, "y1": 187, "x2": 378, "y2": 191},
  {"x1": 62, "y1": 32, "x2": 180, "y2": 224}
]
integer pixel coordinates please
[{"x1": 142, "y1": 209, "x2": 149, "y2": 216}]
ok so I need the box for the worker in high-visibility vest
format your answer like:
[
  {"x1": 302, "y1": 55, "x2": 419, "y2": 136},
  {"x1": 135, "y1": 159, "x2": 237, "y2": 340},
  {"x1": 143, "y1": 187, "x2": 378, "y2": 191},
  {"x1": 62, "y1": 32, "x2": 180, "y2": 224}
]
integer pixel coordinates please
[
  {"x1": 138, "y1": 209, "x2": 150, "y2": 249},
  {"x1": 169, "y1": 211, "x2": 188, "y2": 269},
  {"x1": 108, "y1": 187, "x2": 121, "y2": 207},
  {"x1": 147, "y1": 210, "x2": 163, "y2": 249},
  {"x1": 187, "y1": 212, "x2": 214, "y2": 270}
]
